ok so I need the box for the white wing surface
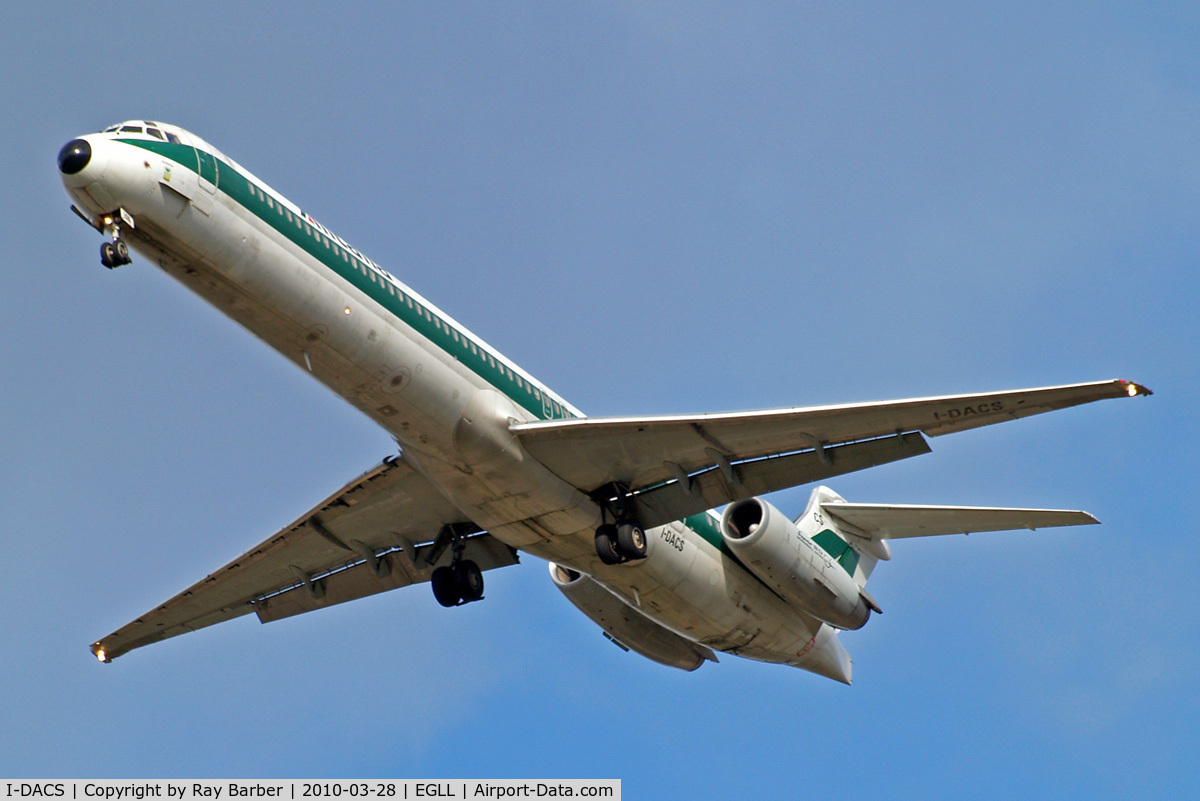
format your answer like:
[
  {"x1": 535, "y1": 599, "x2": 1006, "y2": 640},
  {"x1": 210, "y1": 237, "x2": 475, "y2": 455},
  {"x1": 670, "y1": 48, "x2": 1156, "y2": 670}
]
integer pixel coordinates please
[
  {"x1": 91, "y1": 454, "x2": 515, "y2": 662},
  {"x1": 513, "y1": 379, "x2": 1149, "y2": 491}
]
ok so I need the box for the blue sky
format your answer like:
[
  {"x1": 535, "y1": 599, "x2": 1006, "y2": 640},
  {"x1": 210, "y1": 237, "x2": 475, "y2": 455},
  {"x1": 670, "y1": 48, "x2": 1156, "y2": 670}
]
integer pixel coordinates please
[{"x1": 2, "y1": 2, "x2": 1196, "y2": 795}]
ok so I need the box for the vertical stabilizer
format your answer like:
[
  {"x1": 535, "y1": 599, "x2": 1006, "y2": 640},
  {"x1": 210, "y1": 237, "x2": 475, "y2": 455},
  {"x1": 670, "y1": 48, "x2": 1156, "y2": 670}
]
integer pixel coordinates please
[{"x1": 796, "y1": 486, "x2": 891, "y2": 588}]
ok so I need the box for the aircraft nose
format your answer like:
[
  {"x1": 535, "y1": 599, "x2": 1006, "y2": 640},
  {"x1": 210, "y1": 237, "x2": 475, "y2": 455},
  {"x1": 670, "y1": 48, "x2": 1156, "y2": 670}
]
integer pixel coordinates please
[{"x1": 58, "y1": 138, "x2": 92, "y2": 175}]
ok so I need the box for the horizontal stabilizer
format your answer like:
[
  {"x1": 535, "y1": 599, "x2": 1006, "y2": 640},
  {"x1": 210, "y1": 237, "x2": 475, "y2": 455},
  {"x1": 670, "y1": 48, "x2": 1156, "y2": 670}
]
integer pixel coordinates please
[{"x1": 821, "y1": 502, "x2": 1099, "y2": 540}]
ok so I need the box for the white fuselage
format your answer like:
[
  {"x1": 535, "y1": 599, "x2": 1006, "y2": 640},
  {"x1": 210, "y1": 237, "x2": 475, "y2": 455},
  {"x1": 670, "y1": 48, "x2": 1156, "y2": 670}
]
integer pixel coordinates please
[{"x1": 60, "y1": 123, "x2": 850, "y2": 681}]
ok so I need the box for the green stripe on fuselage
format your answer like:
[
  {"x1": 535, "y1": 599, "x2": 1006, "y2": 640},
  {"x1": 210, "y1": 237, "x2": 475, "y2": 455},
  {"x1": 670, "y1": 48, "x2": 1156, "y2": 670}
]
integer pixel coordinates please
[
  {"x1": 684, "y1": 512, "x2": 735, "y2": 558},
  {"x1": 120, "y1": 138, "x2": 572, "y2": 423},
  {"x1": 124, "y1": 138, "x2": 786, "y2": 595}
]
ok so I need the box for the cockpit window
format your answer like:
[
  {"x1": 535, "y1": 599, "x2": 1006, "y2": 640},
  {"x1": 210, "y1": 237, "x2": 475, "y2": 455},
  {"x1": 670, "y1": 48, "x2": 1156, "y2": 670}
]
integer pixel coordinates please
[
  {"x1": 104, "y1": 125, "x2": 119, "y2": 132},
  {"x1": 146, "y1": 128, "x2": 164, "y2": 140},
  {"x1": 165, "y1": 132, "x2": 182, "y2": 144},
  {"x1": 120, "y1": 125, "x2": 143, "y2": 134}
]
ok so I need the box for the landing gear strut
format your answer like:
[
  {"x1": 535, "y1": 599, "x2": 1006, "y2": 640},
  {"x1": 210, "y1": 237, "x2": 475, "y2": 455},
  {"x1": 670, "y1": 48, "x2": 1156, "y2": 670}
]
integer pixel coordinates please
[
  {"x1": 430, "y1": 531, "x2": 485, "y2": 607},
  {"x1": 98, "y1": 209, "x2": 133, "y2": 269},
  {"x1": 592, "y1": 484, "x2": 647, "y2": 565}
]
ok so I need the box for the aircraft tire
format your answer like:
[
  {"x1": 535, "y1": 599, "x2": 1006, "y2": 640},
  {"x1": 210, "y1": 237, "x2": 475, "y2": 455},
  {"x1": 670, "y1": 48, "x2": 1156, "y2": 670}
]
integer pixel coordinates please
[
  {"x1": 100, "y1": 242, "x2": 115, "y2": 268},
  {"x1": 431, "y1": 565, "x2": 461, "y2": 607},
  {"x1": 595, "y1": 525, "x2": 623, "y2": 565},
  {"x1": 114, "y1": 239, "x2": 130, "y2": 264},
  {"x1": 455, "y1": 560, "x2": 484, "y2": 603},
  {"x1": 616, "y1": 522, "x2": 647, "y2": 560}
]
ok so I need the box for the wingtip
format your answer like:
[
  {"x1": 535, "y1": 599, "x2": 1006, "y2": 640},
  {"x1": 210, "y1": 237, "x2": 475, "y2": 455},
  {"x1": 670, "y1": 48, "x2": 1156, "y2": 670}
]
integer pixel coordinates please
[{"x1": 1119, "y1": 380, "x2": 1153, "y2": 397}]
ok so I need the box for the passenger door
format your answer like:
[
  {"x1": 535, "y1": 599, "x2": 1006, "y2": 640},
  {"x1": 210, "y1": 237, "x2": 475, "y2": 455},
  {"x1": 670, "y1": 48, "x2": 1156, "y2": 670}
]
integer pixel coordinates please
[{"x1": 194, "y1": 147, "x2": 219, "y2": 215}]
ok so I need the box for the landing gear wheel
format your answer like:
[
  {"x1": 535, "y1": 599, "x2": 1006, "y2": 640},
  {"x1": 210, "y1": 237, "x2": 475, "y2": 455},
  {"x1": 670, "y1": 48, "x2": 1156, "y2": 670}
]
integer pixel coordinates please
[
  {"x1": 617, "y1": 522, "x2": 647, "y2": 560},
  {"x1": 455, "y1": 560, "x2": 484, "y2": 602},
  {"x1": 114, "y1": 239, "x2": 130, "y2": 264},
  {"x1": 431, "y1": 565, "x2": 461, "y2": 607},
  {"x1": 100, "y1": 242, "x2": 115, "y2": 268},
  {"x1": 595, "y1": 524, "x2": 622, "y2": 565}
]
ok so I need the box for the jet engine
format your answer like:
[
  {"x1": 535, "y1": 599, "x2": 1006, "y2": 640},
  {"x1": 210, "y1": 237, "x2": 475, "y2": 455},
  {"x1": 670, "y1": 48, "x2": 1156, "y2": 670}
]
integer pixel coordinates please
[
  {"x1": 721, "y1": 497, "x2": 872, "y2": 630},
  {"x1": 548, "y1": 563, "x2": 715, "y2": 671}
]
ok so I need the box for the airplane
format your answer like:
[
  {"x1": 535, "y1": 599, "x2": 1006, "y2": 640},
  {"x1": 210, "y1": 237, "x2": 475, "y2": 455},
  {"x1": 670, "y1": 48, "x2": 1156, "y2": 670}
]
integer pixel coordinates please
[{"x1": 57, "y1": 120, "x2": 1151, "y2": 684}]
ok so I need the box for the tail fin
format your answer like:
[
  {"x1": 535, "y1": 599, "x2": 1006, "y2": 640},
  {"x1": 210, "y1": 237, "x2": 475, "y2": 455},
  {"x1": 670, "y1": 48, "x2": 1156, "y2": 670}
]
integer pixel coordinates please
[{"x1": 797, "y1": 485, "x2": 1099, "y2": 587}]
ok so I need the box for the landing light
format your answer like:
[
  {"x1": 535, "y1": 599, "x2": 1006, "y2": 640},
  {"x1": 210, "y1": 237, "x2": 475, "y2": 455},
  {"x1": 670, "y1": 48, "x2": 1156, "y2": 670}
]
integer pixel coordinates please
[
  {"x1": 95, "y1": 647, "x2": 108, "y2": 663},
  {"x1": 1126, "y1": 383, "x2": 1139, "y2": 397},
  {"x1": 343, "y1": 307, "x2": 351, "y2": 315}
]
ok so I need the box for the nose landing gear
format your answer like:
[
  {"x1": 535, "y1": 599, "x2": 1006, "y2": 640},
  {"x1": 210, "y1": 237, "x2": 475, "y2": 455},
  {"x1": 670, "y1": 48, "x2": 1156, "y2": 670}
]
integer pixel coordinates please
[
  {"x1": 100, "y1": 239, "x2": 130, "y2": 269},
  {"x1": 80, "y1": 207, "x2": 135, "y2": 269}
]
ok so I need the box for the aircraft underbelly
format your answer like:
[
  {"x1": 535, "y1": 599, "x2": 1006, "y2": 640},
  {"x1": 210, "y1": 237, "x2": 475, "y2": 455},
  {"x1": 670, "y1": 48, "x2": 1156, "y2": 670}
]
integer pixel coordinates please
[{"x1": 118, "y1": 165, "x2": 830, "y2": 669}]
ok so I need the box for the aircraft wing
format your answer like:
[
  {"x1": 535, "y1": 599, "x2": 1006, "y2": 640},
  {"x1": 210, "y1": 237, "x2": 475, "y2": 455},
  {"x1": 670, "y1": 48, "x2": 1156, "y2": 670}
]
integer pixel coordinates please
[
  {"x1": 91, "y1": 454, "x2": 516, "y2": 662},
  {"x1": 511, "y1": 379, "x2": 1150, "y2": 530},
  {"x1": 820, "y1": 503, "x2": 1099, "y2": 540}
]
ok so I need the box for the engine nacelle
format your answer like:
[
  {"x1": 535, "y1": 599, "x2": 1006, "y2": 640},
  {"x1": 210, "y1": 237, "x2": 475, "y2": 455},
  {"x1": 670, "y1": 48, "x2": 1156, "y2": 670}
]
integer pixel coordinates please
[
  {"x1": 548, "y1": 563, "x2": 714, "y2": 671},
  {"x1": 721, "y1": 497, "x2": 871, "y2": 630}
]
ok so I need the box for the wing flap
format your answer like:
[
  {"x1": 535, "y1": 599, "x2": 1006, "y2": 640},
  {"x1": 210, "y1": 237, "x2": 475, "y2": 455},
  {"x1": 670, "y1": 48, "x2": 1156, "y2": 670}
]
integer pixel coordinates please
[
  {"x1": 253, "y1": 532, "x2": 518, "y2": 623},
  {"x1": 512, "y1": 379, "x2": 1150, "y2": 494},
  {"x1": 822, "y1": 502, "x2": 1099, "y2": 540},
  {"x1": 628, "y1": 432, "x2": 931, "y2": 531},
  {"x1": 92, "y1": 454, "x2": 483, "y2": 662}
]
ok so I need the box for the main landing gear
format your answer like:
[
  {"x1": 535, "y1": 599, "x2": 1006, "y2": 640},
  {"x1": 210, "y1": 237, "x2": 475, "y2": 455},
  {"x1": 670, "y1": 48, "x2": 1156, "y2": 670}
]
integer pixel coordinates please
[
  {"x1": 592, "y1": 485, "x2": 648, "y2": 565},
  {"x1": 430, "y1": 535, "x2": 485, "y2": 607}
]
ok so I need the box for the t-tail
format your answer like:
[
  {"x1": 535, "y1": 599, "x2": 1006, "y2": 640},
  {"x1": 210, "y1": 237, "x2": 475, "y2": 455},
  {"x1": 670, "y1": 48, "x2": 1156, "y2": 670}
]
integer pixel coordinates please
[{"x1": 719, "y1": 485, "x2": 1100, "y2": 676}]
